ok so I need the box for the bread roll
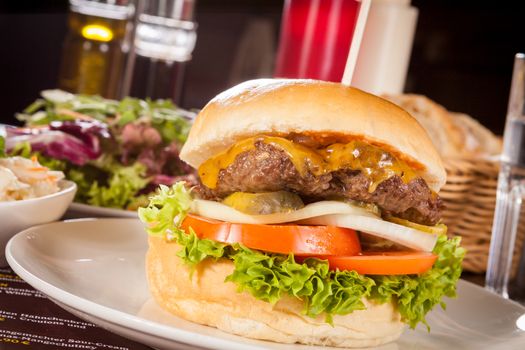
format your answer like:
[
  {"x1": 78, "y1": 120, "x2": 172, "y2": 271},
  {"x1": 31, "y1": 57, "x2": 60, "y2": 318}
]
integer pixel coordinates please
[
  {"x1": 383, "y1": 93, "x2": 501, "y2": 158},
  {"x1": 146, "y1": 236, "x2": 405, "y2": 348},
  {"x1": 450, "y1": 112, "x2": 502, "y2": 156}
]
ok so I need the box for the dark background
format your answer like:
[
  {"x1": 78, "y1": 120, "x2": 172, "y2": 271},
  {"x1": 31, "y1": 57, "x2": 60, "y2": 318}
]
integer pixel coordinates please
[{"x1": 0, "y1": 0, "x2": 523, "y2": 135}]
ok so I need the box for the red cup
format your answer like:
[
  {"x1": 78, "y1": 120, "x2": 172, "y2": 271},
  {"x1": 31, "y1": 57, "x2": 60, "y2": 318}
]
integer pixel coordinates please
[{"x1": 274, "y1": 0, "x2": 361, "y2": 82}]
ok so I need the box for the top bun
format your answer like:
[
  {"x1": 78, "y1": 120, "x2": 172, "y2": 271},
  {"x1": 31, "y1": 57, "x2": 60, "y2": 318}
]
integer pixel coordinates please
[{"x1": 180, "y1": 79, "x2": 446, "y2": 192}]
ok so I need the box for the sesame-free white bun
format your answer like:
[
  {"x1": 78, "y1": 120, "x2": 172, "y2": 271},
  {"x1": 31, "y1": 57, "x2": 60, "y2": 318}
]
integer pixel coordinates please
[
  {"x1": 146, "y1": 236, "x2": 405, "y2": 348},
  {"x1": 180, "y1": 79, "x2": 446, "y2": 192}
]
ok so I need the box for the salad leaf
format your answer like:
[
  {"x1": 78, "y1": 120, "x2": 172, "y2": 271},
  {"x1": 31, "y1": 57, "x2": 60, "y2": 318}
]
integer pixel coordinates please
[
  {"x1": 8, "y1": 140, "x2": 32, "y2": 158},
  {"x1": 23, "y1": 98, "x2": 47, "y2": 114},
  {"x1": 67, "y1": 168, "x2": 95, "y2": 200},
  {"x1": 17, "y1": 90, "x2": 194, "y2": 143},
  {"x1": 115, "y1": 97, "x2": 193, "y2": 143},
  {"x1": 7, "y1": 91, "x2": 196, "y2": 210},
  {"x1": 0, "y1": 136, "x2": 5, "y2": 158},
  {"x1": 5, "y1": 120, "x2": 108, "y2": 165},
  {"x1": 139, "y1": 183, "x2": 465, "y2": 327},
  {"x1": 86, "y1": 162, "x2": 149, "y2": 209}
]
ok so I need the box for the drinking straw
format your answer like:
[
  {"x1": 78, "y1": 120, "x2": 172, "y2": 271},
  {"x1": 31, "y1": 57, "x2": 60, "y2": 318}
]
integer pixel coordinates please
[{"x1": 341, "y1": 0, "x2": 371, "y2": 86}]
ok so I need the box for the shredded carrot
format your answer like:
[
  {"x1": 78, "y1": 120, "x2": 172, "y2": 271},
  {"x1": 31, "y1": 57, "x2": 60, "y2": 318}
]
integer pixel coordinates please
[{"x1": 46, "y1": 176, "x2": 57, "y2": 183}]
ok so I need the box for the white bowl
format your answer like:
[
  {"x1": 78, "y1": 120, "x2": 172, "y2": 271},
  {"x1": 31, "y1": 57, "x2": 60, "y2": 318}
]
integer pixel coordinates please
[{"x1": 0, "y1": 180, "x2": 76, "y2": 265}]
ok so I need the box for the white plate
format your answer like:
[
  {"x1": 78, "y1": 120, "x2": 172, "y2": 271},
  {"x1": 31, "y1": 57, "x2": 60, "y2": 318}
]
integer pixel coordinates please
[
  {"x1": 6, "y1": 219, "x2": 525, "y2": 350},
  {"x1": 0, "y1": 180, "x2": 76, "y2": 265},
  {"x1": 67, "y1": 202, "x2": 137, "y2": 218}
]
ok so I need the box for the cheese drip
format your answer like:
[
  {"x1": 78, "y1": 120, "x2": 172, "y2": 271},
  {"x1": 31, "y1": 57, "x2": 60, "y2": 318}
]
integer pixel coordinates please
[{"x1": 198, "y1": 136, "x2": 417, "y2": 191}]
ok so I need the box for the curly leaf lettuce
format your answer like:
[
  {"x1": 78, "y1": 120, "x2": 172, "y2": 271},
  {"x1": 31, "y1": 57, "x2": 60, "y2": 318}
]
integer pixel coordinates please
[
  {"x1": 226, "y1": 248, "x2": 374, "y2": 321},
  {"x1": 139, "y1": 183, "x2": 192, "y2": 237},
  {"x1": 86, "y1": 162, "x2": 148, "y2": 209},
  {"x1": 370, "y1": 235, "x2": 465, "y2": 329},
  {"x1": 139, "y1": 183, "x2": 226, "y2": 268},
  {"x1": 139, "y1": 183, "x2": 465, "y2": 328},
  {"x1": 0, "y1": 136, "x2": 5, "y2": 158}
]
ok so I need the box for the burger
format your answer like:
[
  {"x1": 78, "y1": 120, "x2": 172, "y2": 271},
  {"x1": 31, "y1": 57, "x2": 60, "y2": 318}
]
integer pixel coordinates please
[{"x1": 139, "y1": 79, "x2": 465, "y2": 348}]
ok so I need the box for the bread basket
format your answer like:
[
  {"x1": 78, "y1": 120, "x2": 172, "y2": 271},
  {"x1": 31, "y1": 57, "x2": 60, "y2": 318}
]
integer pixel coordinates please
[{"x1": 441, "y1": 157, "x2": 525, "y2": 274}]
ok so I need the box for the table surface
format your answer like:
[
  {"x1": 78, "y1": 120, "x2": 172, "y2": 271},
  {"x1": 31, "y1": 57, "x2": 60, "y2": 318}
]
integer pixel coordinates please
[{"x1": 0, "y1": 266, "x2": 153, "y2": 350}]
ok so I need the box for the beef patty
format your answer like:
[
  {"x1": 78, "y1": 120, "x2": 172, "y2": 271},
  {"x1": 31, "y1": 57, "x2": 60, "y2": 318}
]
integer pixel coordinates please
[{"x1": 195, "y1": 141, "x2": 443, "y2": 225}]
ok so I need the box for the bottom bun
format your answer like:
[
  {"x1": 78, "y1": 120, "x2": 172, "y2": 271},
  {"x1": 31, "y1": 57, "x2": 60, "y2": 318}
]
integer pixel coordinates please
[{"x1": 146, "y1": 236, "x2": 405, "y2": 348}]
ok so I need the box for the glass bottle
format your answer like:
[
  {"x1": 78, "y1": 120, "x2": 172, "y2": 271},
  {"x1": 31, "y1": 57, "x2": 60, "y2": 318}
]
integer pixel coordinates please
[
  {"x1": 58, "y1": 0, "x2": 135, "y2": 99},
  {"x1": 122, "y1": 0, "x2": 197, "y2": 103}
]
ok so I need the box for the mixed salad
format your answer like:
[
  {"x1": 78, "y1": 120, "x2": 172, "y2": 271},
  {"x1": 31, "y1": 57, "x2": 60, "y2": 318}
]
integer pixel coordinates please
[{"x1": 1, "y1": 90, "x2": 196, "y2": 210}]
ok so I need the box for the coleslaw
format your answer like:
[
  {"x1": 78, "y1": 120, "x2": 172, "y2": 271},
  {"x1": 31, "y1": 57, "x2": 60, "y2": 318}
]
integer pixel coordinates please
[{"x1": 0, "y1": 156, "x2": 64, "y2": 201}]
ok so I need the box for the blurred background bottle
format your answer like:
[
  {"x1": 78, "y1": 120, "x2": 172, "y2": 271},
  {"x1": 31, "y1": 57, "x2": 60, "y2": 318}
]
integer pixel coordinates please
[
  {"x1": 122, "y1": 0, "x2": 197, "y2": 104},
  {"x1": 352, "y1": 0, "x2": 418, "y2": 94},
  {"x1": 58, "y1": 0, "x2": 135, "y2": 99},
  {"x1": 274, "y1": 0, "x2": 361, "y2": 82},
  {"x1": 274, "y1": 0, "x2": 417, "y2": 95}
]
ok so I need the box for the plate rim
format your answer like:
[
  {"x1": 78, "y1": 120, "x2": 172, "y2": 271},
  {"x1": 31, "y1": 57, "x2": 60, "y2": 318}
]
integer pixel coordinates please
[{"x1": 68, "y1": 202, "x2": 138, "y2": 218}]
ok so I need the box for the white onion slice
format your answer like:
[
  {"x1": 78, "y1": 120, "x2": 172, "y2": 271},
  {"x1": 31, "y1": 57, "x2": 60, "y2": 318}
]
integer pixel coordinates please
[
  {"x1": 190, "y1": 199, "x2": 438, "y2": 252},
  {"x1": 298, "y1": 214, "x2": 438, "y2": 252},
  {"x1": 190, "y1": 199, "x2": 378, "y2": 225}
]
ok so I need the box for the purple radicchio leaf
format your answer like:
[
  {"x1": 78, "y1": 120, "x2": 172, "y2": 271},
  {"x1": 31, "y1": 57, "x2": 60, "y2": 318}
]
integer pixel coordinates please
[{"x1": 6, "y1": 120, "x2": 111, "y2": 165}]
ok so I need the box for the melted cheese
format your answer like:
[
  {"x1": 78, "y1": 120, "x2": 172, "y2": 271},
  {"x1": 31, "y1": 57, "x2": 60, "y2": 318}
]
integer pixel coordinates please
[
  {"x1": 198, "y1": 135, "x2": 417, "y2": 191},
  {"x1": 321, "y1": 142, "x2": 416, "y2": 192},
  {"x1": 198, "y1": 138, "x2": 256, "y2": 189}
]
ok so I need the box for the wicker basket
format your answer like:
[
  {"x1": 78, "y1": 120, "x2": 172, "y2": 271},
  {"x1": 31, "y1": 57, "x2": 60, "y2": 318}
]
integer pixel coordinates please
[{"x1": 441, "y1": 158, "x2": 525, "y2": 273}]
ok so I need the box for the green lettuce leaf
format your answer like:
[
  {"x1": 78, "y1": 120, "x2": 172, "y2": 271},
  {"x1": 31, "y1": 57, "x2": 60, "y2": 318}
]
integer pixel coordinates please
[
  {"x1": 86, "y1": 162, "x2": 149, "y2": 209},
  {"x1": 225, "y1": 247, "x2": 373, "y2": 321},
  {"x1": 139, "y1": 183, "x2": 465, "y2": 327},
  {"x1": 139, "y1": 183, "x2": 192, "y2": 237},
  {"x1": 0, "y1": 136, "x2": 5, "y2": 158},
  {"x1": 67, "y1": 168, "x2": 95, "y2": 201},
  {"x1": 370, "y1": 235, "x2": 465, "y2": 329},
  {"x1": 8, "y1": 141, "x2": 32, "y2": 158}
]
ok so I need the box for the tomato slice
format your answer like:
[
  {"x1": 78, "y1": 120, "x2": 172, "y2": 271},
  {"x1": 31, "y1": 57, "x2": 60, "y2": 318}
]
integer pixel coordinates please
[
  {"x1": 322, "y1": 251, "x2": 437, "y2": 275},
  {"x1": 181, "y1": 214, "x2": 361, "y2": 256}
]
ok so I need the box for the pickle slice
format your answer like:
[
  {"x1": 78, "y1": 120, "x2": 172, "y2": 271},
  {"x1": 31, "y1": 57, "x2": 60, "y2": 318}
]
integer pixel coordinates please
[
  {"x1": 223, "y1": 191, "x2": 304, "y2": 215},
  {"x1": 385, "y1": 216, "x2": 447, "y2": 235}
]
